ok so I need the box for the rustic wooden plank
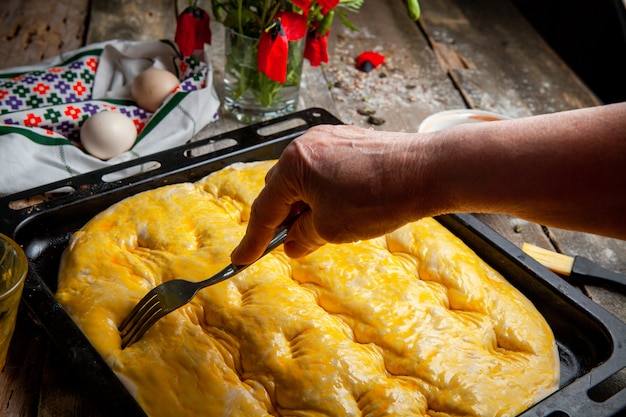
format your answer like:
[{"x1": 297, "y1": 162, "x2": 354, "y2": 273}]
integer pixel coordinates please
[
  {"x1": 0, "y1": 0, "x2": 88, "y2": 70},
  {"x1": 323, "y1": 0, "x2": 466, "y2": 131},
  {"x1": 0, "y1": 311, "x2": 46, "y2": 417},
  {"x1": 472, "y1": 213, "x2": 553, "y2": 249},
  {"x1": 417, "y1": 0, "x2": 602, "y2": 117},
  {"x1": 86, "y1": 0, "x2": 177, "y2": 44}
]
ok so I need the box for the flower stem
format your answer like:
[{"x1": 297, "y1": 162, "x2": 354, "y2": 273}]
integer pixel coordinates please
[{"x1": 238, "y1": 0, "x2": 243, "y2": 34}]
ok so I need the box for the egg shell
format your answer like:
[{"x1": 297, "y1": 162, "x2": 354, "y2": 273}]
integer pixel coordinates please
[
  {"x1": 131, "y1": 68, "x2": 180, "y2": 112},
  {"x1": 80, "y1": 111, "x2": 137, "y2": 160}
]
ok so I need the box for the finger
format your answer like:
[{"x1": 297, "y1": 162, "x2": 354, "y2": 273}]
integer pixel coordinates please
[
  {"x1": 231, "y1": 164, "x2": 298, "y2": 264},
  {"x1": 230, "y1": 222, "x2": 276, "y2": 265},
  {"x1": 231, "y1": 193, "x2": 291, "y2": 265},
  {"x1": 283, "y1": 209, "x2": 327, "y2": 258}
]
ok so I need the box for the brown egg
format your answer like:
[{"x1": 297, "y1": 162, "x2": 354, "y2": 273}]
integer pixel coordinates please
[
  {"x1": 131, "y1": 68, "x2": 180, "y2": 112},
  {"x1": 80, "y1": 111, "x2": 137, "y2": 160}
]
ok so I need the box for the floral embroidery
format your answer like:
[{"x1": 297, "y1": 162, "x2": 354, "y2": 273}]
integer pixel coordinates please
[
  {"x1": 33, "y1": 83, "x2": 51, "y2": 95},
  {"x1": 23, "y1": 113, "x2": 42, "y2": 127},
  {"x1": 1, "y1": 48, "x2": 209, "y2": 145}
]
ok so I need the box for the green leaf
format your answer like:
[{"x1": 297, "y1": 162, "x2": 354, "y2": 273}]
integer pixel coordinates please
[
  {"x1": 338, "y1": 0, "x2": 364, "y2": 12},
  {"x1": 337, "y1": 10, "x2": 359, "y2": 31}
]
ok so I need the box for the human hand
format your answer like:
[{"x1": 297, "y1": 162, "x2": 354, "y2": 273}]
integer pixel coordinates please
[
  {"x1": 230, "y1": 124, "x2": 429, "y2": 264},
  {"x1": 232, "y1": 103, "x2": 626, "y2": 261}
]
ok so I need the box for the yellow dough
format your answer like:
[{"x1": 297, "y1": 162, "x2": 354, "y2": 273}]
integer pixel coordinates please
[{"x1": 56, "y1": 160, "x2": 559, "y2": 417}]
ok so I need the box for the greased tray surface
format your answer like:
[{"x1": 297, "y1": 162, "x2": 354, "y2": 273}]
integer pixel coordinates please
[{"x1": 1, "y1": 108, "x2": 625, "y2": 417}]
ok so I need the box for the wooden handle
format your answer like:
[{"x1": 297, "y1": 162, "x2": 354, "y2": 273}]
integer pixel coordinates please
[{"x1": 521, "y1": 243, "x2": 574, "y2": 276}]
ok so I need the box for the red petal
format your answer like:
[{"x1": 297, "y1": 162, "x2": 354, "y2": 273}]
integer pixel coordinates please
[
  {"x1": 175, "y1": 12, "x2": 195, "y2": 57},
  {"x1": 175, "y1": 7, "x2": 212, "y2": 57},
  {"x1": 318, "y1": 0, "x2": 339, "y2": 14},
  {"x1": 194, "y1": 8, "x2": 212, "y2": 47},
  {"x1": 258, "y1": 23, "x2": 289, "y2": 83},
  {"x1": 356, "y1": 51, "x2": 386, "y2": 71},
  {"x1": 304, "y1": 31, "x2": 329, "y2": 66},
  {"x1": 277, "y1": 11, "x2": 307, "y2": 41}
]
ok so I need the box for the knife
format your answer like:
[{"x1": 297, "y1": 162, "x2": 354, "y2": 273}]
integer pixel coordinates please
[{"x1": 522, "y1": 243, "x2": 626, "y2": 291}]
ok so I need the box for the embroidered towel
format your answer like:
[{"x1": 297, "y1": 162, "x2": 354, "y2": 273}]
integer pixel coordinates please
[{"x1": 0, "y1": 39, "x2": 220, "y2": 196}]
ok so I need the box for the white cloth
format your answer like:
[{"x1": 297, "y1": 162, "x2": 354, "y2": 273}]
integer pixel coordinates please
[{"x1": 0, "y1": 40, "x2": 220, "y2": 196}]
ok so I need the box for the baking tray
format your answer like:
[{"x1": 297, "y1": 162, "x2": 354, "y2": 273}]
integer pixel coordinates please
[{"x1": 1, "y1": 107, "x2": 625, "y2": 417}]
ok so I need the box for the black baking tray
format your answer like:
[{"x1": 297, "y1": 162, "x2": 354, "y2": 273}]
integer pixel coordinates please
[{"x1": 1, "y1": 107, "x2": 625, "y2": 417}]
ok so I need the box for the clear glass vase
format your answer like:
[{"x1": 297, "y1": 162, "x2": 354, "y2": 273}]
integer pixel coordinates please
[{"x1": 222, "y1": 28, "x2": 305, "y2": 124}]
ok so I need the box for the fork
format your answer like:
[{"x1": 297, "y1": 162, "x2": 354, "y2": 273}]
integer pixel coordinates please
[{"x1": 118, "y1": 210, "x2": 306, "y2": 348}]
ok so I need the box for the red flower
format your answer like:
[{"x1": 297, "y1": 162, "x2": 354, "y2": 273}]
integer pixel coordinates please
[
  {"x1": 318, "y1": 0, "x2": 339, "y2": 14},
  {"x1": 175, "y1": 6, "x2": 212, "y2": 57},
  {"x1": 304, "y1": 30, "x2": 329, "y2": 66},
  {"x1": 356, "y1": 51, "x2": 386, "y2": 72},
  {"x1": 277, "y1": 11, "x2": 307, "y2": 41},
  {"x1": 258, "y1": 19, "x2": 289, "y2": 83}
]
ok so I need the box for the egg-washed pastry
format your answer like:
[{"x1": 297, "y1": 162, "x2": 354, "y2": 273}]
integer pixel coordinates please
[{"x1": 56, "y1": 160, "x2": 559, "y2": 417}]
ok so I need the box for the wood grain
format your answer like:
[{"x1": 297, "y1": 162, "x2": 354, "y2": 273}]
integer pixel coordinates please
[
  {"x1": 417, "y1": 0, "x2": 602, "y2": 117},
  {"x1": 324, "y1": 0, "x2": 465, "y2": 130},
  {"x1": 0, "y1": 0, "x2": 88, "y2": 70},
  {"x1": 0, "y1": 312, "x2": 45, "y2": 417},
  {"x1": 1, "y1": 0, "x2": 625, "y2": 415},
  {"x1": 86, "y1": 0, "x2": 177, "y2": 44}
]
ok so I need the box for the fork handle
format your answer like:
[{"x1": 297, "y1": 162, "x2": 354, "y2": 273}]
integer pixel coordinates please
[
  {"x1": 249, "y1": 206, "x2": 310, "y2": 261},
  {"x1": 197, "y1": 208, "x2": 308, "y2": 288}
]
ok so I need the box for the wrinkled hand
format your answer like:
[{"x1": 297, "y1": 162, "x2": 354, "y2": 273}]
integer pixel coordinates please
[
  {"x1": 230, "y1": 103, "x2": 626, "y2": 262},
  {"x1": 231, "y1": 124, "x2": 429, "y2": 264}
]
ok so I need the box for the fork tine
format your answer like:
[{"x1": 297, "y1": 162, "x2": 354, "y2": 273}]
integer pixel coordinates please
[
  {"x1": 120, "y1": 290, "x2": 164, "y2": 348},
  {"x1": 119, "y1": 290, "x2": 159, "y2": 333},
  {"x1": 121, "y1": 307, "x2": 168, "y2": 348}
]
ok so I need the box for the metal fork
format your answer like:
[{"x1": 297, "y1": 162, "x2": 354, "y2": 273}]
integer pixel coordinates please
[{"x1": 118, "y1": 210, "x2": 305, "y2": 348}]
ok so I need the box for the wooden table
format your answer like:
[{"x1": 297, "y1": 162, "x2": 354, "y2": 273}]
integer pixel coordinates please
[{"x1": 2, "y1": 0, "x2": 625, "y2": 415}]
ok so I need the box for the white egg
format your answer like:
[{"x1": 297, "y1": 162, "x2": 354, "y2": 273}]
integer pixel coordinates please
[
  {"x1": 80, "y1": 111, "x2": 137, "y2": 160},
  {"x1": 131, "y1": 68, "x2": 180, "y2": 112}
]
